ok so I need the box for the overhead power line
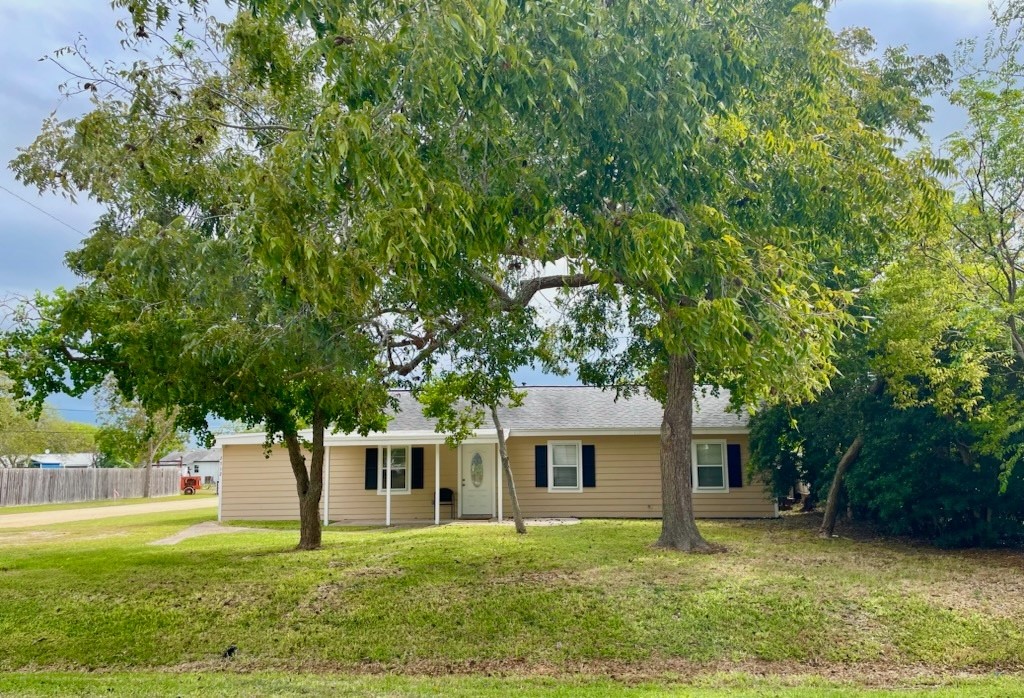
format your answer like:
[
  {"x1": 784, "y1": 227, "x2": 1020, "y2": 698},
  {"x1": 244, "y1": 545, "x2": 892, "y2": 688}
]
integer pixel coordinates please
[{"x1": 0, "y1": 183, "x2": 87, "y2": 238}]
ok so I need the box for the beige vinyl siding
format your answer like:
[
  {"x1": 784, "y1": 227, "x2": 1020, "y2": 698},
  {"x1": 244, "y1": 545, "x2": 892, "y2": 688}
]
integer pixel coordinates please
[
  {"x1": 502, "y1": 434, "x2": 775, "y2": 519},
  {"x1": 220, "y1": 434, "x2": 776, "y2": 522},
  {"x1": 326, "y1": 444, "x2": 459, "y2": 523},
  {"x1": 220, "y1": 444, "x2": 300, "y2": 520}
]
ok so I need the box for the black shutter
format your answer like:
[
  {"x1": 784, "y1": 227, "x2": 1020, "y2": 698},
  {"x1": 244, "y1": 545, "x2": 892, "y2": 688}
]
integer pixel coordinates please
[
  {"x1": 411, "y1": 447, "x2": 425, "y2": 489},
  {"x1": 535, "y1": 445, "x2": 548, "y2": 487},
  {"x1": 582, "y1": 445, "x2": 596, "y2": 488},
  {"x1": 364, "y1": 448, "x2": 378, "y2": 490},
  {"x1": 727, "y1": 444, "x2": 743, "y2": 488}
]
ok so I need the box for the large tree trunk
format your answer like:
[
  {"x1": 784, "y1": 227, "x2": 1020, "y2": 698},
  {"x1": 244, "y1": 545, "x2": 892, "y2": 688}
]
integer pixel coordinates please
[
  {"x1": 491, "y1": 405, "x2": 526, "y2": 534},
  {"x1": 284, "y1": 412, "x2": 326, "y2": 551},
  {"x1": 655, "y1": 352, "x2": 714, "y2": 552},
  {"x1": 818, "y1": 435, "x2": 865, "y2": 539}
]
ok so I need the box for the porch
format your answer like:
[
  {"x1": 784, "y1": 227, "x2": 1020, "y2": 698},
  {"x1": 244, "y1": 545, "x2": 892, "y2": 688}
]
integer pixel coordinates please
[{"x1": 322, "y1": 432, "x2": 506, "y2": 527}]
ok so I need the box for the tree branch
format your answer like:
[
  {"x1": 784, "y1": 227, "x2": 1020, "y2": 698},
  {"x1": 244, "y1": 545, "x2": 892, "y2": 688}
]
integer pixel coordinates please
[{"x1": 512, "y1": 273, "x2": 597, "y2": 308}]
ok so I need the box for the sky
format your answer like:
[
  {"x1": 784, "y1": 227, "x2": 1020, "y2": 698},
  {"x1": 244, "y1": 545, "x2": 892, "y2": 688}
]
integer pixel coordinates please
[{"x1": 0, "y1": 0, "x2": 999, "y2": 424}]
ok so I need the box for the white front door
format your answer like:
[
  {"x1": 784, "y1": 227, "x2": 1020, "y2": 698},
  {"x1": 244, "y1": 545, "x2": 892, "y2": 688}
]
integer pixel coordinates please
[{"x1": 460, "y1": 444, "x2": 495, "y2": 518}]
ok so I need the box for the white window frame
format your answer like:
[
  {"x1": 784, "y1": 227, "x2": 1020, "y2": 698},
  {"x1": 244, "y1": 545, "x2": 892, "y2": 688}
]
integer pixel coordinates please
[
  {"x1": 547, "y1": 440, "x2": 583, "y2": 493},
  {"x1": 692, "y1": 440, "x2": 729, "y2": 493},
  {"x1": 376, "y1": 445, "x2": 412, "y2": 495}
]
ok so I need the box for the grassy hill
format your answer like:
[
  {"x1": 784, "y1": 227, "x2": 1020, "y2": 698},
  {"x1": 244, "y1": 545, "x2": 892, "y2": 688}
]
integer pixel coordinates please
[{"x1": 0, "y1": 510, "x2": 1021, "y2": 695}]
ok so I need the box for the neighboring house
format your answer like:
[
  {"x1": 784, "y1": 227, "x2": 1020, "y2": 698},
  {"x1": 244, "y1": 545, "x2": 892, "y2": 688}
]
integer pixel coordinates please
[
  {"x1": 158, "y1": 448, "x2": 222, "y2": 484},
  {"x1": 217, "y1": 387, "x2": 777, "y2": 525},
  {"x1": 29, "y1": 453, "x2": 96, "y2": 469}
]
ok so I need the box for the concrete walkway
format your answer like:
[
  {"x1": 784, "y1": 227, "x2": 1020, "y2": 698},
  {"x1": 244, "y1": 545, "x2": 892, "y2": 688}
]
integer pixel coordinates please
[
  {"x1": 150, "y1": 520, "x2": 263, "y2": 546},
  {"x1": 0, "y1": 497, "x2": 217, "y2": 529}
]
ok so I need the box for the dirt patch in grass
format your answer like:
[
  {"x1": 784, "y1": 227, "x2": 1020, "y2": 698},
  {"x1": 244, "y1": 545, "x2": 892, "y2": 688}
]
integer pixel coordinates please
[
  {"x1": 0, "y1": 529, "x2": 130, "y2": 547},
  {"x1": 0, "y1": 531, "x2": 65, "y2": 545},
  {"x1": 136, "y1": 656, "x2": 1024, "y2": 688},
  {"x1": 899, "y1": 568, "x2": 1024, "y2": 620},
  {"x1": 488, "y1": 570, "x2": 587, "y2": 585},
  {"x1": 299, "y1": 565, "x2": 406, "y2": 614},
  {"x1": 349, "y1": 565, "x2": 403, "y2": 579}
]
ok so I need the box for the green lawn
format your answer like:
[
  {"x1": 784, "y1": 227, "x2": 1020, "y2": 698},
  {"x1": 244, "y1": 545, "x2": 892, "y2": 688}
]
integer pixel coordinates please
[
  {"x1": 1, "y1": 510, "x2": 1022, "y2": 695},
  {"x1": 0, "y1": 491, "x2": 213, "y2": 515},
  {"x1": 1, "y1": 672, "x2": 1021, "y2": 697}
]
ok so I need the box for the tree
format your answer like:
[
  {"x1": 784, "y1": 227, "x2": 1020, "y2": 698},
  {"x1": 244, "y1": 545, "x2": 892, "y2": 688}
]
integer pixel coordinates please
[
  {"x1": 1, "y1": 5, "x2": 405, "y2": 548},
  {"x1": 547, "y1": 10, "x2": 947, "y2": 550},
  {"x1": 0, "y1": 401, "x2": 96, "y2": 468},
  {"x1": 750, "y1": 229, "x2": 1023, "y2": 543},
  {"x1": 230, "y1": 0, "x2": 945, "y2": 551},
  {"x1": 748, "y1": 2, "x2": 1024, "y2": 546},
  {"x1": 4, "y1": 0, "x2": 573, "y2": 548},
  {"x1": 6, "y1": 0, "x2": 946, "y2": 556},
  {"x1": 415, "y1": 305, "x2": 547, "y2": 535},
  {"x1": 945, "y1": 76, "x2": 1024, "y2": 368},
  {"x1": 0, "y1": 375, "x2": 97, "y2": 467},
  {"x1": 94, "y1": 382, "x2": 185, "y2": 495},
  {"x1": 2, "y1": 236, "x2": 395, "y2": 549},
  {"x1": 750, "y1": 336, "x2": 1024, "y2": 546}
]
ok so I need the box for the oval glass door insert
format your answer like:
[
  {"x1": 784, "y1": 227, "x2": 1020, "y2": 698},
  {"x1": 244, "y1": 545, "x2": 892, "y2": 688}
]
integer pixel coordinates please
[{"x1": 470, "y1": 452, "x2": 484, "y2": 487}]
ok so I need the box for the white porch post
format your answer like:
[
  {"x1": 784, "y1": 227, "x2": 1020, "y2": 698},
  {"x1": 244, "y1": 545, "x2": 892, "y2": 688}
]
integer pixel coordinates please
[
  {"x1": 382, "y1": 445, "x2": 391, "y2": 527},
  {"x1": 434, "y1": 443, "x2": 440, "y2": 525},
  {"x1": 496, "y1": 441, "x2": 503, "y2": 523},
  {"x1": 322, "y1": 446, "x2": 331, "y2": 525}
]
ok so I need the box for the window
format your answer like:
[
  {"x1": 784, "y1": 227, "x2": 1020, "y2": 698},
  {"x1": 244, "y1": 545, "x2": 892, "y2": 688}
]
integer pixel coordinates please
[
  {"x1": 377, "y1": 446, "x2": 410, "y2": 494},
  {"x1": 548, "y1": 441, "x2": 582, "y2": 492},
  {"x1": 693, "y1": 441, "x2": 727, "y2": 492}
]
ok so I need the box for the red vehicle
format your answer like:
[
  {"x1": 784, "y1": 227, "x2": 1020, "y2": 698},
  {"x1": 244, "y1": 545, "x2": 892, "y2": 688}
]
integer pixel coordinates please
[{"x1": 180, "y1": 475, "x2": 203, "y2": 495}]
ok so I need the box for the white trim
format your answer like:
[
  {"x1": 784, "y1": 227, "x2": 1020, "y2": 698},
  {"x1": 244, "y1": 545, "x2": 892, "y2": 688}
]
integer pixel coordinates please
[
  {"x1": 385, "y1": 445, "x2": 392, "y2": 526},
  {"x1": 496, "y1": 441, "x2": 503, "y2": 522},
  {"x1": 434, "y1": 443, "x2": 440, "y2": 526},
  {"x1": 513, "y1": 427, "x2": 748, "y2": 437},
  {"x1": 215, "y1": 426, "x2": 747, "y2": 447},
  {"x1": 547, "y1": 440, "x2": 583, "y2": 493},
  {"x1": 376, "y1": 445, "x2": 412, "y2": 496},
  {"x1": 323, "y1": 446, "x2": 331, "y2": 525},
  {"x1": 217, "y1": 466, "x2": 223, "y2": 522},
  {"x1": 216, "y1": 429, "x2": 500, "y2": 447},
  {"x1": 692, "y1": 439, "x2": 729, "y2": 493},
  {"x1": 456, "y1": 446, "x2": 463, "y2": 519}
]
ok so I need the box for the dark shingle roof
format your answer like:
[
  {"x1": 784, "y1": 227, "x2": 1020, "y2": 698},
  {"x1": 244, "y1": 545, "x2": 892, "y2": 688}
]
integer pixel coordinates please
[{"x1": 386, "y1": 386, "x2": 747, "y2": 433}]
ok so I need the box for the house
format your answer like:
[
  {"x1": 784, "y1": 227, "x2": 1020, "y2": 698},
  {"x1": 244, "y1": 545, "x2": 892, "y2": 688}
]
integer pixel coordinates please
[
  {"x1": 216, "y1": 386, "x2": 778, "y2": 525},
  {"x1": 29, "y1": 453, "x2": 96, "y2": 469},
  {"x1": 157, "y1": 448, "x2": 222, "y2": 484}
]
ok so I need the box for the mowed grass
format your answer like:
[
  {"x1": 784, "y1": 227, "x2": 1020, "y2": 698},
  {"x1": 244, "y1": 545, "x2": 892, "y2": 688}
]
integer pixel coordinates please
[
  {"x1": 0, "y1": 491, "x2": 214, "y2": 515},
  {"x1": 1, "y1": 672, "x2": 1022, "y2": 697},
  {"x1": 0, "y1": 510, "x2": 1022, "y2": 694}
]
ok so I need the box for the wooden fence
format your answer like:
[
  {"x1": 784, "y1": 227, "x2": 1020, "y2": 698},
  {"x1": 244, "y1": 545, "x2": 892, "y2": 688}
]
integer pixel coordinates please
[{"x1": 0, "y1": 468, "x2": 180, "y2": 507}]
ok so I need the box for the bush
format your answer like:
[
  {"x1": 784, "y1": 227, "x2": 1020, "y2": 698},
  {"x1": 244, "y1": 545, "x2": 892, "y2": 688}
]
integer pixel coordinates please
[{"x1": 750, "y1": 392, "x2": 1024, "y2": 547}]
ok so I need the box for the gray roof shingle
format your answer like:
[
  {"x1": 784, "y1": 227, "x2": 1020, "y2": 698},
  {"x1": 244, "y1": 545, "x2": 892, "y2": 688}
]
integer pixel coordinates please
[
  {"x1": 386, "y1": 386, "x2": 747, "y2": 433},
  {"x1": 158, "y1": 448, "x2": 222, "y2": 466}
]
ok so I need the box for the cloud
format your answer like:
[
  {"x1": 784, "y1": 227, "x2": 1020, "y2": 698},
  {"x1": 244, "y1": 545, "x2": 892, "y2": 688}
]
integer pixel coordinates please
[{"x1": 830, "y1": 0, "x2": 993, "y2": 45}]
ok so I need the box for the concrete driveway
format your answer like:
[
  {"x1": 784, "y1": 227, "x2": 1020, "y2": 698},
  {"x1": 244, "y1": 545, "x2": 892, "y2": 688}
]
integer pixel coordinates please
[{"x1": 0, "y1": 496, "x2": 217, "y2": 529}]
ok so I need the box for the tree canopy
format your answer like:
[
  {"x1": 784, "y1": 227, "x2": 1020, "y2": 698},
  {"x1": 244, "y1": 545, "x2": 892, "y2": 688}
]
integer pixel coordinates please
[
  {"x1": 0, "y1": 386, "x2": 96, "y2": 468},
  {"x1": 3, "y1": 0, "x2": 952, "y2": 552}
]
